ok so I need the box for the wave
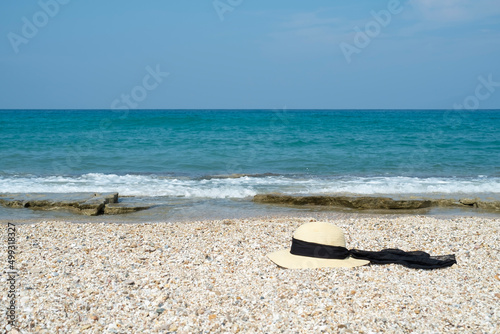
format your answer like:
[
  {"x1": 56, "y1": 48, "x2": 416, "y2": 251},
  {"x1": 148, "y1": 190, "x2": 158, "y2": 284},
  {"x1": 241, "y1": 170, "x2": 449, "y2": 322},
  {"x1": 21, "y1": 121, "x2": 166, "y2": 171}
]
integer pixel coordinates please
[{"x1": 1, "y1": 173, "x2": 499, "y2": 199}]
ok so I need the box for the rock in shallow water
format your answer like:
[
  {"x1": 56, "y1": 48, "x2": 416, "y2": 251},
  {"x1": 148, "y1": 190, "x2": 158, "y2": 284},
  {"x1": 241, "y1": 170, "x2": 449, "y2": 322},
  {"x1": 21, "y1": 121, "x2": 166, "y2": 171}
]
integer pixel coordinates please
[
  {"x1": 253, "y1": 194, "x2": 500, "y2": 212},
  {"x1": 104, "y1": 203, "x2": 152, "y2": 215},
  {"x1": 253, "y1": 194, "x2": 432, "y2": 210},
  {"x1": 0, "y1": 192, "x2": 151, "y2": 215}
]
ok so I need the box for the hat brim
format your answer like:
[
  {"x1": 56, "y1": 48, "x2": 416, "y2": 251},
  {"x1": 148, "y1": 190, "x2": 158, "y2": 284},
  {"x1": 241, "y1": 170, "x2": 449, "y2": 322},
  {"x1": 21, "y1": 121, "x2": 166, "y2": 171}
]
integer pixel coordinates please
[{"x1": 267, "y1": 249, "x2": 370, "y2": 269}]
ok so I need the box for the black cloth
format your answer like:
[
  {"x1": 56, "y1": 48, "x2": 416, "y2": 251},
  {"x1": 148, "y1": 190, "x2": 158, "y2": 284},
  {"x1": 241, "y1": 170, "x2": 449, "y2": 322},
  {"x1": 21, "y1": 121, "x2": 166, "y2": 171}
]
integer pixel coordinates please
[{"x1": 290, "y1": 238, "x2": 457, "y2": 270}]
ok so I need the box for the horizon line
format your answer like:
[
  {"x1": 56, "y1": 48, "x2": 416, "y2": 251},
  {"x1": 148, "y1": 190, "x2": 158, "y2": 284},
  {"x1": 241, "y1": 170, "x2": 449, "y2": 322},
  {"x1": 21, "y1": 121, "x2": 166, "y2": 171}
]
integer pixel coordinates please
[{"x1": 1, "y1": 108, "x2": 499, "y2": 111}]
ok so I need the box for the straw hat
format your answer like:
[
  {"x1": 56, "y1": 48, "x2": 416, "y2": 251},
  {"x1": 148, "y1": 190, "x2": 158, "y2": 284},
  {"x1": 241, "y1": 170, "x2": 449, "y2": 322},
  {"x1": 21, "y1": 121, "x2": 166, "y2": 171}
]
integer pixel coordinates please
[{"x1": 267, "y1": 222, "x2": 370, "y2": 269}]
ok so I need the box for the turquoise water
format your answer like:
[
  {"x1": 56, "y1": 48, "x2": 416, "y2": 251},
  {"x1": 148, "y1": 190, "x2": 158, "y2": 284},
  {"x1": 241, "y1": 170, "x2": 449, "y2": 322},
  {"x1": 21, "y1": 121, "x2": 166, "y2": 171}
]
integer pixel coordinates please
[{"x1": 0, "y1": 110, "x2": 499, "y2": 204}]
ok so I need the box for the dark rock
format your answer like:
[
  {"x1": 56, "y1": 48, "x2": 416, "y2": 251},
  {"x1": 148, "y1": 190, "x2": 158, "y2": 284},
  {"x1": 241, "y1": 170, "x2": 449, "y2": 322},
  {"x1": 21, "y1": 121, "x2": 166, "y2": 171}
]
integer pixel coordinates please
[
  {"x1": 104, "y1": 203, "x2": 152, "y2": 215},
  {"x1": 477, "y1": 201, "x2": 500, "y2": 211},
  {"x1": 253, "y1": 194, "x2": 432, "y2": 210},
  {"x1": 459, "y1": 198, "x2": 479, "y2": 207},
  {"x1": 432, "y1": 199, "x2": 461, "y2": 207},
  {"x1": 0, "y1": 192, "x2": 121, "y2": 216},
  {"x1": 253, "y1": 194, "x2": 500, "y2": 212}
]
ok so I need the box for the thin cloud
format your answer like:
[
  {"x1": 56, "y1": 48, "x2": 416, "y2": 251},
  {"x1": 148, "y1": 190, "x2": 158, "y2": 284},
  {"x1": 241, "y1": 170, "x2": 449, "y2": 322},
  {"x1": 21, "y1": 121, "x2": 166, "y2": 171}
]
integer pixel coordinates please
[
  {"x1": 281, "y1": 11, "x2": 342, "y2": 29},
  {"x1": 409, "y1": 0, "x2": 500, "y2": 22},
  {"x1": 263, "y1": 10, "x2": 352, "y2": 57},
  {"x1": 270, "y1": 9, "x2": 370, "y2": 48}
]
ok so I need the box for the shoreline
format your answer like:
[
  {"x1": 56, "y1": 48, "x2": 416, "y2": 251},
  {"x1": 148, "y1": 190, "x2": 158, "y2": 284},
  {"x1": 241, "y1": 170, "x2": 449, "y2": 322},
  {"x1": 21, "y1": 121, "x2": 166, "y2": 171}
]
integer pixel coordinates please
[
  {"x1": 2, "y1": 207, "x2": 500, "y2": 225},
  {"x1": 1, "y1": 215, "x2": 499, "y2": 332},
  {"x1": 1, "y1": 192, "x2": 500, "y2": 224}
]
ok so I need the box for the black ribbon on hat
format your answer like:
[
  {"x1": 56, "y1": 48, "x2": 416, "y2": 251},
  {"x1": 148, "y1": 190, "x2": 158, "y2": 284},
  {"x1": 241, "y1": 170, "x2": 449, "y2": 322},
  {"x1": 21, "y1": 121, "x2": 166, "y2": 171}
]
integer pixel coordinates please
[{"x1": 290, "y1": 238, "x2": 457, "y2": 269}]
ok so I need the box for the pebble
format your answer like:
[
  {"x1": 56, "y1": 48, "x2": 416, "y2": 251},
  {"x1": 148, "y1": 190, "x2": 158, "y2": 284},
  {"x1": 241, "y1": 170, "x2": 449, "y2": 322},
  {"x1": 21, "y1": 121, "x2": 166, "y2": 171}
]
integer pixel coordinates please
[{"x1": 1, "y1": 215, "x2": 499, "y2": 333}]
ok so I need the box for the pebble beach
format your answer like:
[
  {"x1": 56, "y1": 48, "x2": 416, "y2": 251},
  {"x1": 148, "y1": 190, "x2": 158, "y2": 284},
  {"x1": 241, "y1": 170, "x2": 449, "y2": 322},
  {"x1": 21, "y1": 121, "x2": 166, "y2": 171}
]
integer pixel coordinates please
[{"x1": 1, "y1": 215, "x2": 499, "y2": 333}]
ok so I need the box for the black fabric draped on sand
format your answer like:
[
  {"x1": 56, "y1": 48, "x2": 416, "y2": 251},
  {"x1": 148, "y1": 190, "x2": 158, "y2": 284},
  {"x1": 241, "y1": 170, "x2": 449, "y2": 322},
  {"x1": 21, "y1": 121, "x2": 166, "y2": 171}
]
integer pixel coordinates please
[{"x1": 290, "y1": 238, "x2": 457, "y2": 269}]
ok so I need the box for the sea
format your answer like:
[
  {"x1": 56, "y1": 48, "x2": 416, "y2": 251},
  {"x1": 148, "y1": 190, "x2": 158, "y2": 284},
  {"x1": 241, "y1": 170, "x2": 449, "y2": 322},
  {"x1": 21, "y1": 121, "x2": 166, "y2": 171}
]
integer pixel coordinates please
[{"x1": 1, "y1": 109, "x2": 499, "y2": 222}]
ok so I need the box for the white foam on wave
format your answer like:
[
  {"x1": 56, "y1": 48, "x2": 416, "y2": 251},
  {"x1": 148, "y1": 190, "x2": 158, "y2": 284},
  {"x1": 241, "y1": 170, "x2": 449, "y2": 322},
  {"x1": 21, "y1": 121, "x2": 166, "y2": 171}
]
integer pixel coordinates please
[
  {"x1": 306, "y1": 176, "x2": 500, "y2": 196},
  {"x1": 0, "y1": 174, "x2": 499, "y2": 198},
  {"x1": 0, "y1": 173, "x2": 257, "y2": 198}
]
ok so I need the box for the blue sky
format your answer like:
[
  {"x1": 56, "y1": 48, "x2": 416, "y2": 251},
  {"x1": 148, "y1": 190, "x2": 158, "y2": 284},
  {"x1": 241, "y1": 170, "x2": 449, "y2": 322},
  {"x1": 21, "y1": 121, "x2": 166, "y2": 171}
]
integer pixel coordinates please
[{"x1": 1, "y1": 0, "x2": 499, "y2": 109}]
